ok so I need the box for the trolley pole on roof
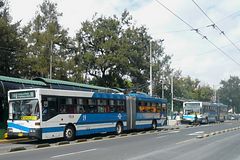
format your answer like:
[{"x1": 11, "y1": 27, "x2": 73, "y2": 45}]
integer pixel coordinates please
[{"x1": 150, "y1": 42, "x2": 153, "y2": 96}]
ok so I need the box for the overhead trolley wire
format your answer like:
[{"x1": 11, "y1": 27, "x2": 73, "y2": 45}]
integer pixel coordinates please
[
  {"x1": 215, "y1": 10, "x2": 240, "y2": 23},
  {"x1": 154, "y1": 0, "x2": 240, "y2": 67},
  {"x1": 192, "y1": 0, "x2": 240, "y2": 54}
]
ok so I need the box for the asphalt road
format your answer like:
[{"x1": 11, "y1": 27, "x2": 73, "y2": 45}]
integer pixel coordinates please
[{"x1": 0, "y1": 121, "x2": 240, "y2": 160}]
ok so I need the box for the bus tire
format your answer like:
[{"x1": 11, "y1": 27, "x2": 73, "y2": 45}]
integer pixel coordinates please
[
  {"x1": 116, "y1": 122, "x2": 123, "y2": 134},
  {"x1": 152, "y1": 120, "x2": 157, "y2": 130},
  {"x1": 64, "y1": 125, "x2": 76, "y2": 141}
]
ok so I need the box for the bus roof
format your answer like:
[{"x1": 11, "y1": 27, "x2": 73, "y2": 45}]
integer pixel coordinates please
[
  {"x1": 92, "y1": 92, "x2": 126, "y2": 100},
  {"x1": 127, "y1": 93, "x2": 167, "y2": 103},
  {"x1": 34, "y1": 77, "x2": 120, "y2": 93},
  {"x1": 8, "y1": 88, "x2": 125, "y2": 99},
  {"x1": 0, "y1": 75, "x2": 46, "y2": 86}
]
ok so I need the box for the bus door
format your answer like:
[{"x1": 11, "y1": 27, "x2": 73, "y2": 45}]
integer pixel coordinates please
[{"x1": 126, "y1": 96, "x2": 136, "y2": 130}]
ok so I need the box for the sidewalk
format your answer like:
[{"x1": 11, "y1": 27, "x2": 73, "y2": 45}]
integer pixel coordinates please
[
  {"x1": 167, "y1": 119, "x2": 181, "y2": 126},
  {"x1": 0, "y1": 137, "x2": 29, "y2": 144},
  {"x1": 0, "y1": 132, "x2": 29, "y2": 144}
]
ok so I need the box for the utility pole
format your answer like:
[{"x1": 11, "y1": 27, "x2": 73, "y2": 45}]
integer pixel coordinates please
[
  {"x1": 49, "y1": 40, "x2": 53, "y2": 79},
  {"x1": 149, "y1": 42, "x2": 153, "y2": 96},
  {"x1": 161, "y1": 80, "x2": 164, "y2": 98},
  {"x1": 171, "y1": 75, "x2": 173, "y2": 116}
]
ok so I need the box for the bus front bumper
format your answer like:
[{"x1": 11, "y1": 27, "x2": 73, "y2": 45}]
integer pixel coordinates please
[{"x1": 7, "y1": 128, "x2": 42, "y2": 139}]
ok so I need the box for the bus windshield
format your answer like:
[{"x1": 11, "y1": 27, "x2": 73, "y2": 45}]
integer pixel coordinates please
[
  {"x1": 184, "y1": 103, "x2": 201, "y2": 114},
  {"x1": 9, "y1": 99, "x2": 39, "y2": 120}
]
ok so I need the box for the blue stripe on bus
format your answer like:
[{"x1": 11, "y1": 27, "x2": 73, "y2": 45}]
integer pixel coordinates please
[
  {"x1": 8, "y1": 122, "x2": 30, "y2": 132},
  {"x1": 183, "y1": 115, "x2": 195, "y2": 119},
  {"x1": 92, "y1": 93, "x2": 126, "y2": 100},
  {"x1": 76, "y1": 127, "x2": 116, "y2": 136},
  {"x1": 42, "y1": 127, "x2": 65, "y2": 133},
  {"x1": 135, "y1": 124, "x2": 152, "y2": 129},
  {"x1": 77, "y1": 113, "x2": 127, "y2": 124}
]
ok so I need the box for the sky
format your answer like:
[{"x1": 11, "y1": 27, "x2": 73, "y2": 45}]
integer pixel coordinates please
[{"x1": 7, "y1": 0, "x2": 240, "y2": 88}]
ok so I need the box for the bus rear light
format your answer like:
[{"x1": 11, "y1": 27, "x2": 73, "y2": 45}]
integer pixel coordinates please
[{"x1": 35, "y1": 122, "x2": 40, "y2": 126}]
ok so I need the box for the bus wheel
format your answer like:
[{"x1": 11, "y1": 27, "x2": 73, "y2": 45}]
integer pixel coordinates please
[
  {"x1": 152, "y1": 120, "x2": 157, "y2": 130},
  {"x1": 64, "y1": 125, "x2": 75, "y2": 141},
  {"x1": 116, "y1": 122, "x2": 123, "y2": 134}
]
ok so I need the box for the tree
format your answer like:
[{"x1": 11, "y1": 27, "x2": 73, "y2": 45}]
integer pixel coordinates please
[
  {"x1": 160, "y1": 71, "x2": 214, "y2": 111},
  {"x1": 218, "y1": 76, "x2": 240, "y2": 113},
  {"x1": 22, "y1": 0, "x2": 74, "y2": 79},
  {"x1": 75, "y1": 11, "x2": 172, "y2": 89},
  {"x1": 0, "y1": 0, "x2": 26, "y2": 77}
]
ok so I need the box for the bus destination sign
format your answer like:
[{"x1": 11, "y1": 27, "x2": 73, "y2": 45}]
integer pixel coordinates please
[{"x1": 10, "y1": 91, "x2": 35, "y2": 99}]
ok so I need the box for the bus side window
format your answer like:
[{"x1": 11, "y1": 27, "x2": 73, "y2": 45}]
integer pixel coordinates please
[
  {"x1": 77, "y1": 106, "x2": 85, "y2": 113},
  {"x1": 59, "y1": 105, "x2": 66, "y2": 114},
  {"x1": 109, "y1": 100, "x2": 116, "y2": 112},
  {"x1": 76, "y1": 98, "x2": 85, "y2": 113},
  {"x1": 42, "y1": 96, "x2": 58, "y2": 121}
]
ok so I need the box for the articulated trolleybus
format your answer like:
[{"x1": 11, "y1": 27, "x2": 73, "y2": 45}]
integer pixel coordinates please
[
  {"x1": 182, "y1": 101, "x2": 228, "y2": 124},
  {"x1": 7, "y1": 88, "x2": 167, "y2": 140}
]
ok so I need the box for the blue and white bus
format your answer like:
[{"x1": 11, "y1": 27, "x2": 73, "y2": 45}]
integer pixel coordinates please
[
  {"x1": 182, "y1": 101, "x2": 228, "y2": 124},
  {"x1": 7, "y1": 88, "x2": 167, "y2": 140}
]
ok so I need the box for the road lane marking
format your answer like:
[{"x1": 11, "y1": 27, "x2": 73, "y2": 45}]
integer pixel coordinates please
[
  {"x1": 51, "y1": 148, "x2": 97, "y2": 158},
  {"x1": 0, "y1": 129, "x2": 164, "y2": 156},
  {"x1": 176, "y1": 138, "x2": 195, "y2": 144},
  {"x1": 168, "y1": 130, "x2": 180, "y2": 134},
  {"x1": 188, "y1": 131, "x2": 204, "y2": 136},
  {"x1": 156, "y1": 135, "x2": 167, "y2": 139}
]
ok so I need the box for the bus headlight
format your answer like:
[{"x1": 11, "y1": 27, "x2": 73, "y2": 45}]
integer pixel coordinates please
[
  {"x1": 30, "y1": 129, "x2": 36, "y2": 133},
  {"x1": 7, "y1": 128, "x2": 13, "y2": 133}
]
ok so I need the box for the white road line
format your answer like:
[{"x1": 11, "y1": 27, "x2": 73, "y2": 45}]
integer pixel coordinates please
[
  {"x1": 188, "y1": 131, "x2": 204, "y2": 136},
  {"x1": 168, "y1": 130, "x2": 180, "y2": 134},
  {"x1": 51, "y1": 148, "x2": 97, "y2": 158},
  {"x1": 156, "y1": 135, "x2": 167, "y2": 139},
  {"x1": 176, "y1": 138, "x2": 195, "y2": 144}
]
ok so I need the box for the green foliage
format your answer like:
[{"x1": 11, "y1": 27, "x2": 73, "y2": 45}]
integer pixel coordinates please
[
  {"x1": 0, "y1": 0, "x2": 26, "y2": 77},
  {"x1": 75, "y1": 11, "x2": 171, "y2": 90},
  {"x1": 21, "y1": 0, "x2": 74, "y2": 79},
  {"x1": 218, "y1": 76, "x2": 240, "y2": 113},
  {"x1": 0, "y1": 0, "x2": 217, "y2": 105},
  {"x1": 158, "y1": 70, "x2": 214, "y2": 111}
]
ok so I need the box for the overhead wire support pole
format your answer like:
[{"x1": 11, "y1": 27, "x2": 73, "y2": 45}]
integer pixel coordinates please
[
  {"x1": 50, "y1": 40, "x2": 53, "y2": 79},
  {"x1": 161, "y1": 80, "x2": 164, "y2": 99},
  {"x1": 171, "y1": 75, "x2": 173, "y2": 115},
  {"x1": 150, "y1": 42, "x2": 153, "y2": 96}
]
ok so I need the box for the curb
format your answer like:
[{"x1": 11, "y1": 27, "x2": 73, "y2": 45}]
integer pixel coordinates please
[
  {"x1": 92, "y1": 137, "x2": 103, "y2": 140},
  {"x1": 120, "y1": 134, "x2": 128, "y2": 137},
  {"x1": 9, "y1": 147, "x2": 26, "y2": 152},
  {"x1": 0, "y1": 138, "x2": 29, "y2": 144},
  {"x1": 36, "y1": 143, "x2": 50, "y2": 148},
  {"x1": 196, "y1": 135, "x2": 204, "y2": 139},
  {"x1": 130, "y1": 132, "x2": 137, "y2": 135},
  {"x1": 75, "y1": 139, "x2": 87, "y2": 143},
  {"x1": 57, "y1": 141, "x2": 70, "y2": 145},
  {"x1": 203, "y1": 134, "x2": 209, "y2": 137},
  {"x1": 107, "y1": 135, "x2": 116, "y2": 138}
]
